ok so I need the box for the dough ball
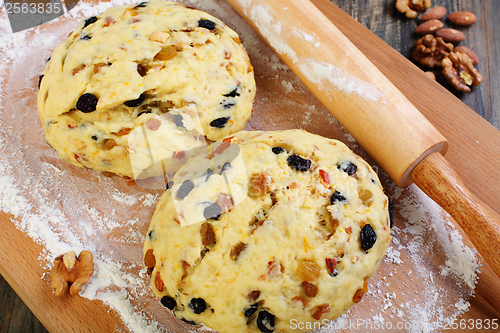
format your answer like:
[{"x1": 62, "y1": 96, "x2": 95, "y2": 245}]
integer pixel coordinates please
[
  {"x1": 144, "y1": 130, "x2": 391, "y2": 333},
  {"x1": 37, "y1": 1, "x2": 255, "y2": 179}
]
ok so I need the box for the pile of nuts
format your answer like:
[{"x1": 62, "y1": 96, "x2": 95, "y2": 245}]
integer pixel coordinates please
[{"x1": 396, "y1": 1, "x2": 482, "y2": 93}]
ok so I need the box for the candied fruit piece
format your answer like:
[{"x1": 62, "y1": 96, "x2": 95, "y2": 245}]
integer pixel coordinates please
[
  {"x1": 353, "y1": 287, "x2": 366, "y2": 303},
  {"x1": 155, "y1": 271, "x2": 165, "y2": 292},
  {"x1": 257, "y1": 310, "x2": 275, "y2": 333},
  {"x1": 76, "y1": 93, "x2": 98, "y2": 113},
  {"x1": 198, "y1": 19, "x2": 216, "y2": 30},
  {"x1": 360, "y1": 224, "x2": 377, "y2": 251},
  {"x1": 297, "y1": 259, "x2": 320, "y2": 282},
  {"x1": 287, "y1": 154, "x2": 312, "y2": 171},
  {"x1": 154, "y1": 46, "x2": 177, "y2": 61},
  {"x1": 358, "y1": 188, "x2": 373, "y2": 206},
  {"x1": 102, "y1": 139, "x2": 117, "y2": 151},
  {"x1": 319, "y1": 169, "x2": 331, "y2": 188},
  {"x1": 176, "y1": 180, "x2": 194, "y2": 200},
  {"x1": 248, "y1": 290, "x2": 260, "y2": 302},
  {"x1": 189, "y1": 298, "x2": 207, "y2": 314},
  {"x1": 161, "y1": 296, "x2": 177, "y2": 310},
  {"x1": 267, "y1": 260, "x2": 284, "y2": 278}
]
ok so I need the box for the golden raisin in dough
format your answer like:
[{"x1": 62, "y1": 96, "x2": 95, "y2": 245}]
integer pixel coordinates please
[
  {"x1": 144, "y1": 130, "x2": 391, "y2": 333},
  {"x1": 37, "y1": 1, "x2": 255, "y2": 179}
]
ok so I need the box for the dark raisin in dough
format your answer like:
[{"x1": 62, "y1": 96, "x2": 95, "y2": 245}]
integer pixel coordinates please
[
  {"x1": 83, "y1": 16, "x2": 98, "y2": 29},
  {"x1": 272, "y1": 147, "x2": 284, "y2": 154},
  {"x1": 76, "y1": 93, "x2": 98, "y2": 113},
  {"x1": 38, "y1": 75, "x2": 43, "y2": 89},
  {"x1": 330, "y1": 191, "x2": 346, "y2": 204},
  {"x1": 220, "y1": 162, "x2": 231, "y2": 174},
  {"x1": 161, "y1": 296, "x2": 177, "y2": 310},
  {"x1": 210, "y1": 117, "x2": 230, "y2": 128},
  {"x1": 204, "y1": 202, "x2": 222, "y2": 220},
  {"x1": 287, "y1": 154, "x2": 311, "y2": 172},
  {"x1": 205, "y1": 168, "x2": 214, "y2": 181},
  {"x1": 388, "y1": 198, "x2": 394, "y2": 228},
  {"x1": 173, "y1": 114, "x2": 184, "y2": 128},
  {"x1": 166, "y1": 181, "x2": 173, "y2": 190},
  {"x1": 80, "y1": 34, "x2": 92, "y2": 40},
  {"x1": 221, "y1": 99, "x2": 236, "y2": 109},
  {"x1": 223, "y1": 88, "x2": 240, "y2": 97},
  {"x1": 134, "y1": 2, "x2": 148, "y2": 8},
  {"x1": 244, "y1": 303, "x2": 258, "y2": 317},
  {"x1": 198, "y1": 19, "x2": 216, "y2": 30},
  {"x1": 360, "y1": 224, "x2": 377, "y2": 251},
  {"x1": 337, "y1": 161, "x2": 357, "y2": 175},
  {"x1": 124, "y1": 93, "x2": 146, "y2": 107},
  {"x1": 180, "y1": 318, "x2": 197, "y2": 325},
  {"x1": 137, "y1": 110, "x2": 151, "y2": 118},
  {"x1": 256, "y1": 310, "x2": 275, "y2": 333},
  {"x1": 176, "y1": 180, "x2": 194, "y2": 199},
  {"x1": 189, "y1": 298, "x2": 207, "y2": 314}
]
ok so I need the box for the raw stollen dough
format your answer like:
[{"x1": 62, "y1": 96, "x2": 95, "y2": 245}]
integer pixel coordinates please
[
  {"x1": 144, "y1": 129, "x2": 391, "y2": 333},
  {"x1": 37, "y1": 1, "x2": 255, "y2": 179}
]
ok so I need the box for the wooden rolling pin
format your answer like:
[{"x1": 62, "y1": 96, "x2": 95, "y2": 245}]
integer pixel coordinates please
[{"x1": 226, "y1": 0, "x2": 500, "y2": 278}]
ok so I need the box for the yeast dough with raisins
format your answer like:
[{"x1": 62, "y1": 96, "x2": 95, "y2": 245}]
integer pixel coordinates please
[
  {"x1": 144, "y1": 130, "x2": 391, "y2": 333},
  {"x1": 37, "y1": 1, "x2": 255, "y2": 179}
]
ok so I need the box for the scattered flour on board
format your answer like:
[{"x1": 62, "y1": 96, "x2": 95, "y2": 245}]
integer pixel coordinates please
[{"x1": 0, "y1": 0, "x2": 483, "y2": 333}]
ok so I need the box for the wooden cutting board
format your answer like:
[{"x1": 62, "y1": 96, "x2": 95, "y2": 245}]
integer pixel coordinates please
[{"x1": 1, "y1": 0, "x2": 499, "y2": 332}]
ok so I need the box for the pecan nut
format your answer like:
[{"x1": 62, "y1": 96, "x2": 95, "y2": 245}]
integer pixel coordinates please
[
  {"x1": 49, "y1": 250, "x2": 94, "y2": 297},
  {"x1": 412, "y1": 34, "x2": 454, "y2": 68},
  {"x1": 442, "y1": 52, "x2": 483, "y2": 93}
]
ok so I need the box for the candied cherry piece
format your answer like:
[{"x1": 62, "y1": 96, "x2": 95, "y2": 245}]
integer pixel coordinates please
[
  {"x1": 83, "y1": 16, "x2": 98, "y2": 29},
  {"x1": 124, "y1": 93, "x2": 145, "y2": 107},
  {"x1": 257, "y1": 310, "x2": 275, "y2": 333},
  {"x1": 287, "y1": 154, "x2": 311, "y2": 171},
  {"x1": 330, "y1": 191, "x2": 346, "y2": 204},
  {"x1": 76, "y1": 93, "x2": 98, "y2": 113},
  {"x1": 325, "y1": 258, "x2": 338, "y2": 277},
  {"x1": 176, "y1": 180, "x2": 194, "y2": 200},
  {"x1": 360, "y1": 224, "x2": 377, "y2": 251},
  {"x1": 161, "y1": 296, "x2": 177, "y2": 310},
  {"x1": 210, "y1": 117, "x2": 230, "y2": 128},
  {"x1": 204, "y1": 202, "x2": 222, "y2": 220},
  {"x1": 198, "y1": 19, "x2": 216, "y2": 30},
  {"x1": 189, "y1": 298, "x2": 207, "y2": 314}
]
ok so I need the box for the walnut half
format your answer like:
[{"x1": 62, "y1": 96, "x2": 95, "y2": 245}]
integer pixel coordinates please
[
  {"x1": 396, "y1": 0, "x2": 431, "y2": 18},
  {"x1": 412, "y1": 34, "x2": 454, "y2": 68},
  {"x1": 442, "y1": 52, "x2": 483, "y2": 93},
  {"x1": 49, "y1": 250, "x2": 94, "y2": 297}
]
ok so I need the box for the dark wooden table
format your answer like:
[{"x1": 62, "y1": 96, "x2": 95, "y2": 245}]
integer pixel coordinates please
[{"x1": 1, "y1": 0, "x2": 498, "y2": 332}]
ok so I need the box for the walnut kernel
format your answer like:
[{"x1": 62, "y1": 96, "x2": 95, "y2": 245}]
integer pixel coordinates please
[
  {"x1": 412, "y1": 34, "x2": 453, "y2": 68},
  {"x1": 442, "y1": 52, "x2": 483, "y2": 93},
  {"x1": 49, "y1": 250, "x2": 94, "y2": 297},
  {"x1": 396, "y1": 0, "x2": 431, "y2": 18}
]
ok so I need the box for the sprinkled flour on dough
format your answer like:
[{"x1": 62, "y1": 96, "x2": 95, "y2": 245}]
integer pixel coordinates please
[{"x1": 0, "y1": 0, "x2": 482, "y2": 332}]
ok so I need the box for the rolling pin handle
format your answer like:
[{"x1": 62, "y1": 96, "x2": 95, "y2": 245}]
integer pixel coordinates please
[{"x1": 411, "y1": 152, "x2": 500, "y2": 278}]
